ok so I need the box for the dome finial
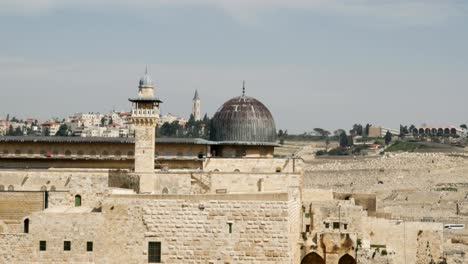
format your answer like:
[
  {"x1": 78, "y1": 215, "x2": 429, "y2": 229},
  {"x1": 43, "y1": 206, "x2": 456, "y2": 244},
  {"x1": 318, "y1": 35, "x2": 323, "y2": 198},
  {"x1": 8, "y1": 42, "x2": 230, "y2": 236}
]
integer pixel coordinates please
[{"x1": 242, "y1": 80, "x2": 245, "y2": 96}]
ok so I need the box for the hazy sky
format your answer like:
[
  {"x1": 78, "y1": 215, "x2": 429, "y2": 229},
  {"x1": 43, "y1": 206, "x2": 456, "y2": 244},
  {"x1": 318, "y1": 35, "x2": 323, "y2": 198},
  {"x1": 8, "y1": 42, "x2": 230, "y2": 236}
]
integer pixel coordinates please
[{"x1": 1, "y1": 0, "x2": 468, "y2": 133}]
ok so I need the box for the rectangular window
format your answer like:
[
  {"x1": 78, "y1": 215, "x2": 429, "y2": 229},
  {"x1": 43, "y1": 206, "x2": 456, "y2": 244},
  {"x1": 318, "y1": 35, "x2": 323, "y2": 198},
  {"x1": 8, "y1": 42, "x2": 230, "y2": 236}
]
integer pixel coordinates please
[
  {"x1": 87, "y1": 241, "x2": 93, "y2": 252},
  {"x1": 39, "y1": 241, "x2": 46, "y2": 251},
  {"x1": 148, "y1": 242, "x2": 161, "y2": 263},
  {"x1": 64, "y1": 241, "x2": 71, "y2": 251},
  {"x1": 333, "y1": 222, "x2": 340, "y2": 229},
  {"x1": 228, "y1": 223, "x2": 233, "y2": 234},
  {"x1": 344, "y1": 224, "x2": 348, "y2": 230},
  {"x1": 325, "y1": 222, "x2": 330, "y2": 229},
  {"x1": 305, "y1": 225, "x2": 310, "y2": 233}
]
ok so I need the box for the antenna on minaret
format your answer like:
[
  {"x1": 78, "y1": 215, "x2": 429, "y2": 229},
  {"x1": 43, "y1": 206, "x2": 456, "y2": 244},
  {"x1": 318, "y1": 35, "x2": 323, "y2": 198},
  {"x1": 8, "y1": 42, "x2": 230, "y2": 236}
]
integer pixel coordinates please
[
  {"x1": 242, "y1": 80, "x2": 245, "y2": 96},
  {"x1": 145, "y1": 65, "x2": 148, "y2": 74}
]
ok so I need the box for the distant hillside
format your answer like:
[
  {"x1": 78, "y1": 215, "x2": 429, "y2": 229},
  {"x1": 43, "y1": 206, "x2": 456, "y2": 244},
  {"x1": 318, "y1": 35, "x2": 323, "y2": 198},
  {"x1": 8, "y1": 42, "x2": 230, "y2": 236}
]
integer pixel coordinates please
[{"x1": 386, "y1": 141, "x2": 465, "y2": 153}]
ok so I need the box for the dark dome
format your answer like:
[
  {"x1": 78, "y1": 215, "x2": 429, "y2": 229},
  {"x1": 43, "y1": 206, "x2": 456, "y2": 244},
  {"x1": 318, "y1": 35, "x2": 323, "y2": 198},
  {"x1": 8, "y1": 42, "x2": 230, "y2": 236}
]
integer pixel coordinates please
[{"x1": 210, "y1": 96, "x2": 277, "y2": 144}]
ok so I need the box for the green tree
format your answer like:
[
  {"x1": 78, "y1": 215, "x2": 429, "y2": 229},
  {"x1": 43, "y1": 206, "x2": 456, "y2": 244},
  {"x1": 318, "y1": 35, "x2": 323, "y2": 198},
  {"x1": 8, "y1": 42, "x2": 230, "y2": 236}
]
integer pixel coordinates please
[
  {"x1": 385, "y1": 131, "x2": 393, "y2": 145},
  {"x1": 159, "y1": 121, "x2": 182, "y2": 137},
  {"x1": 202, "y1": 113, "x2": 209, "y2": 123},
  {"x1": 460, "y1": 124, "x2": 467, "y2": 130},
  {"x1": 364, "y1": 124, "x2": 371, "y2": 136},
  {"x1": 339, "y1": 132, "x2": 349, "y2": 147},
  {"x1": 10, "y1": 116, "x2": 19, "y2": 123},
  {"x1": 14, "y1": 127, "x2": 23, "y2": 136},
  {"x1": 55, "y1": 124, "x2": 69, "y2": 136},
  {"x1": 350, "y1": 124, "x2": 363, "y2": 136},
  {"x1": 6, "y1": 125, "x2": 14, "y2": 136},
  {"x1": 313, "y1": 128, "x2": 331, "y2": 138}
]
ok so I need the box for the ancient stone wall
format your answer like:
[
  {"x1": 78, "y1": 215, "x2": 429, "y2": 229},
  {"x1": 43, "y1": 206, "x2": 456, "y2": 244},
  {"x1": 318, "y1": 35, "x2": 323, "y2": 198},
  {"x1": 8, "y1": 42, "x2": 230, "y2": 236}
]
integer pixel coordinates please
[
  {"x1": 0, "y1": 194, "x2": 299, "y2": 263},
  {"x1": 0, "y1": 192, "x2": 44, "y2": 221},
  {"x1": 0, "y1": 169, "x2": 109, "y2": 208},
  {"x1": 0, "y1": 234, "x2": 33, "y2": 263},
  {"x1": 362, "y1": 217, "x2": 444, "y2": 264},
  {"x1": 108, "y1": 170, "x2": 139, "y2": 193},
  {"x1": 204, "y1": 158, "x2": 300, "y2": 173}
]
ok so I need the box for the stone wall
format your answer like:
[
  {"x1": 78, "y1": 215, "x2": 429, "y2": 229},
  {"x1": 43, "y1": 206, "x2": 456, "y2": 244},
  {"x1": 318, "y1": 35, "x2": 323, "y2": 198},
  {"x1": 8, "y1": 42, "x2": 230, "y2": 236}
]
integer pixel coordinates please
[
  {"x1": 0, "y1": 193, "x2": 300, "y2": 263},
  {"x1": 108, "y1": 170, "x2": 140, "y2": 193},
  {"x1": 0, "y1": 234, "x2": 33, "y2": 263},
  {"x1": 362, "y1": 217, "x2": 444, "y2": 264},
  {"x1": 0, "y1": 169, "x2": 109, "y2": 208},
  {"x1": 0, "y1": 192, "x2": 44, "y2": 222},
  {"x1": 204, "y1": 158, "x2": 301, "y2": 173},
  {"x1": 210, "y1": 172, "x2": 301, "y2": 194}
]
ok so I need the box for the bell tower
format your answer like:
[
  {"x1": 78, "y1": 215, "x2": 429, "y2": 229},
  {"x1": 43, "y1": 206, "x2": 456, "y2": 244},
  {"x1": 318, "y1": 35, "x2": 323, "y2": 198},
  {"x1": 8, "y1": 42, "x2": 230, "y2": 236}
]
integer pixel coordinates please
[
  {"x1": 192, "y1": 90, "x2": 201, "y2": 121},
  {"x1": 129, "y1": 68, "x2": 162, "y2": 192}
]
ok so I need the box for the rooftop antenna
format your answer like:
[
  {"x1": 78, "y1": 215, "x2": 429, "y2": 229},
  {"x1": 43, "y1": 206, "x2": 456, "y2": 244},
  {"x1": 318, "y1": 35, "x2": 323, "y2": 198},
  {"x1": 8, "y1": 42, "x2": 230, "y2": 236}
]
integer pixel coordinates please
[{"x1": 242, "y1": 80, "x2": 245, "y2": 96}]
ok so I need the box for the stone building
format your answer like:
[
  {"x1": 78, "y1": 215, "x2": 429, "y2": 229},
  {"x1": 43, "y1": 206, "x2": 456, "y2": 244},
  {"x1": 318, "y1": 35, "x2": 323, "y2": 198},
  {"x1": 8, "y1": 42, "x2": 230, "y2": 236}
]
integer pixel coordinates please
[{"x1": 0, "y1": 70, "x2": 447, "y2": 263}]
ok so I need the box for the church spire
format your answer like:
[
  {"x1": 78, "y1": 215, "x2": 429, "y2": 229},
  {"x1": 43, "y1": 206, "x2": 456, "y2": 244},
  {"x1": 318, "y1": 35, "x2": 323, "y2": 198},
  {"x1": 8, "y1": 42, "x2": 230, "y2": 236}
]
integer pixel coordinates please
[{"x1": 242, "y1": 80, "x2": 245, "y2": 96}]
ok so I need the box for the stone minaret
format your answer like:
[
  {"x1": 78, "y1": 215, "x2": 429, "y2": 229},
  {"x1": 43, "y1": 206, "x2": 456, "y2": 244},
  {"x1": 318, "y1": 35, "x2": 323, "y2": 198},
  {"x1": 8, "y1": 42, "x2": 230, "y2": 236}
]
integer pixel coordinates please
[
  {"x1": 129, "y1": 68, "x2": 161, "y2": 192},
  {"x1": 192, "y1": 90, "x2": 201, "y2": 121}
]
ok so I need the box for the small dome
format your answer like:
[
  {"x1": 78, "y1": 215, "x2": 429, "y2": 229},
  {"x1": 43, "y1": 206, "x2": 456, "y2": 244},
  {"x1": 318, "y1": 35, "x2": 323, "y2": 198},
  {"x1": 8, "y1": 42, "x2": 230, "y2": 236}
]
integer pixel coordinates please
[
  {"x1": 139, "y1": 73, "x2": 153, "y2": 87},
  {"x1": 210, "y1": 95, "x2": 277, "y2": 144}
]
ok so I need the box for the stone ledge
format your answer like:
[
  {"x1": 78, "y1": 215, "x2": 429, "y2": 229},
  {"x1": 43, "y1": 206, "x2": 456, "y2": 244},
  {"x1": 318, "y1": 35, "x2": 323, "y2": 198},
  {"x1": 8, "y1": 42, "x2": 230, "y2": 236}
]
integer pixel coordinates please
[{"x1": 109, "y1": 193, "x2": 289, "y2": 201}]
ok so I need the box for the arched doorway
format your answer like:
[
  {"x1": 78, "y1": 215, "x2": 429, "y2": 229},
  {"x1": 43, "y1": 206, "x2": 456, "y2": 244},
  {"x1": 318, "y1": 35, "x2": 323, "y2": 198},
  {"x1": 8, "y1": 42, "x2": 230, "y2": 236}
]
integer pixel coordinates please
[
  {"x1": 301, "y1": 252, "x2": 325, "y2": 264},
  {"x1": 339, "y1": 254, "x2": 356, "y2": 264}
]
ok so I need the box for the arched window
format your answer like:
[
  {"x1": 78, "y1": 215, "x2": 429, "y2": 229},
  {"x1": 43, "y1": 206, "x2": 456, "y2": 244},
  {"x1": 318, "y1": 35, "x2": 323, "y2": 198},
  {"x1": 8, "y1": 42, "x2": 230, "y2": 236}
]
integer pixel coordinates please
[
  {"x1": 15, "y1": 150, "x2": 21, "y2": 155},
  {"x1": 77, "y1": 150, "x2": 84, "y2": 156},
  {"x1": 302, "y1": 252, "x2": 325, "y2": 264},
  {"x1": 8, "y1": 185, "x2": 14, "y2": 191},
  {"x1": 127, "y1": 151, "x2": 134, "y2": 156},
  {"x1": 114, "y1": 151, "x2": 121, "y2": 157},
  {"x1": 50, "y1": 186, "x2": 56, "y2": 191},
  {"x1": 65, "y1": 150, "x2": 72, "y2": 156},
  {"x1": 75, "y1": 195, "x2": 82, "y2": 207},
  {"x1": 233, "y1": 169, "x2": 240, "y2": 173},
  {"x1": 90, "y1": 150, "x2": 97, "y2": 156},
  {"x1": 102, "y1": 151, "x2": 109, "y2": 156},
  {"x1": 40, "y1": 150, "x2": 46, "y2": 155},
  {"x1": 162, "y1": 187, "x2": 169, "y2": 194},
  {"x1": 24, "y1": 218, "x2": 29, "y2": 234},
  {"x1": 40, "y1": 186, "x2": 47, "y2": 191},
  {"x1": 0, "y1": 185, "x2": 4, "y2": 191},
  {"x1": 338, "y1": 254, "x2": 356, "y2": 264},
  {"x1": 176, "y1": 152, "x2": 183, "y2": 157},
  {"x1": 53, "y1": 150, "x2": 59, "y2": 156}
]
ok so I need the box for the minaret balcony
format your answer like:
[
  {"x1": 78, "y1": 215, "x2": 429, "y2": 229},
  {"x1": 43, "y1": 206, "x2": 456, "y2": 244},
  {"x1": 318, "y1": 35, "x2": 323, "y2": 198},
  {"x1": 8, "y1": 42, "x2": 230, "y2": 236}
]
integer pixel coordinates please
[{"x1": 132, "y1": 109, "x2": 159, "y2": 118}]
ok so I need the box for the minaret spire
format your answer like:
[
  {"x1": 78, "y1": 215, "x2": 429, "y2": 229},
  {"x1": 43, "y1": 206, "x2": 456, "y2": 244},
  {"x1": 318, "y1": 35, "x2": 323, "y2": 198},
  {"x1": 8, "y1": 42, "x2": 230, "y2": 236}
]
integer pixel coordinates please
[{"x1": 145, "y1": 65, "x2": 148, "y2": 75}]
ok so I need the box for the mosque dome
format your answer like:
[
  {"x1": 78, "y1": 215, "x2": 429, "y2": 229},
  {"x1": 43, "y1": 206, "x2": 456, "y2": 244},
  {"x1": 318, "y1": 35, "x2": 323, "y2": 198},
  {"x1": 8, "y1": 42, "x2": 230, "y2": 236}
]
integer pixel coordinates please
[{"x1": 210, "y1": 95, "x2": 277, "y2": 144}]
